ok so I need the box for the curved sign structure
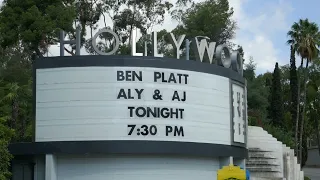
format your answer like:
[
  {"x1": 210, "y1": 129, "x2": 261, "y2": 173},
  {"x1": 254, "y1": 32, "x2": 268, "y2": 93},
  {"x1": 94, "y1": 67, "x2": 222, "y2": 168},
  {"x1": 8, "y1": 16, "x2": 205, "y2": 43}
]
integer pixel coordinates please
[
  {"x1": 29, "y1": 55, "x2": 248, "y2": 158},
  {"x1": 8, "y1": 55, "x2": 248, "y2": 180}
]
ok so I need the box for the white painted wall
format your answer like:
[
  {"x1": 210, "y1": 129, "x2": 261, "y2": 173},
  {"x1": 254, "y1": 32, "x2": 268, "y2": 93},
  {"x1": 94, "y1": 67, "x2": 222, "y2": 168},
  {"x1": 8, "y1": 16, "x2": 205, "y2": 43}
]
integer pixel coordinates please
[
  {"x1": 56, "y1": 155, "x2": 220, "y2": 180},
  {"x1": 36, "y1": 67, "x2": 246, "y2": 145}
]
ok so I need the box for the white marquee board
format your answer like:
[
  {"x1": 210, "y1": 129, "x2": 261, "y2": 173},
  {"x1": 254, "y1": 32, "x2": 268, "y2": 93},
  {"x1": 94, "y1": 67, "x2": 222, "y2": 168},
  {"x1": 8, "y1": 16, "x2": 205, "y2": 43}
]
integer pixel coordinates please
[{"x1": 35, "y1": 66, "x2": 247, "y2": 146}]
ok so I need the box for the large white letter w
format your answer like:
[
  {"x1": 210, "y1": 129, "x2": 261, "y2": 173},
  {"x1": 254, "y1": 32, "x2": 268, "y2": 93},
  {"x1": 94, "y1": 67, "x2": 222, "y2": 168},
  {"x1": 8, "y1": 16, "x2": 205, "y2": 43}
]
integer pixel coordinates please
[{"x1": 192, "y1": 37, "x2": 216, "y2": 64}]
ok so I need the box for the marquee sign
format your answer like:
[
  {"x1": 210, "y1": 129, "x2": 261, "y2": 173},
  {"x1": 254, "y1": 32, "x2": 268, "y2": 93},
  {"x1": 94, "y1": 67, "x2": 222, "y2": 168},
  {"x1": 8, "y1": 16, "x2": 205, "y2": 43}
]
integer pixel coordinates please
[{"x1": 35, "y1": 58, "x2": 247, "y2": 146}]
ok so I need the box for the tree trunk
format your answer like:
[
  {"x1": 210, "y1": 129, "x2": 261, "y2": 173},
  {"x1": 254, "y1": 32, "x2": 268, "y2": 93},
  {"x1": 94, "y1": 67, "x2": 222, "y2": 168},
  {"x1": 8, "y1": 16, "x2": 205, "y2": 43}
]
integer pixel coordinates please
[
  {"x1": 90, "y1": 0, "x2": 93, "y2": 39},
  {"x1": 299, "y1": 58, "x2": 309, "y2": 165},
  {"x1": 295, "y1": 58, "x2": 303, "y2": 161},
  {"x1": 128, "y1": 2, "x2": 136, "y2": 46},
  {"x1": 11, "y1": 99, "x2": 19, "y2": 142},
  {"x1": 295, "y1": 78, "x2": 300, "y2": 159},
  {"x1": 20, "y1": 117, "x2": 26, "y2": 140},
  {"x1": 315, "y1": 110, "x2": 320, "y2": 155},
  {"x1": 34, "y1": 47, "x2": 43, "y2": 58},
  {"x1": 315, "y1": 99, "x2": 320, "y2": 155}
]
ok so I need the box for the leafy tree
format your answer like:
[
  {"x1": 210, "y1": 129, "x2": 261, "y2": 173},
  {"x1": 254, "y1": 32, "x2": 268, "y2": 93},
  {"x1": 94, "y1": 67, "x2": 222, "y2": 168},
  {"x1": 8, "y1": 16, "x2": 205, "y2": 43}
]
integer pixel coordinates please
[
  {"x1": 0, "y1": 46, "x2": 33, "y2": 142},
  {"x1": 306, "y1": 61, "x2": 320, "y2": 155},
  {"x1": 278, "y1": 65, "x2": 294, "y2": 131},
  {"x1": 263, "y1": 123, "x2": 294, "y2": 149},
  {"x1": 0, "y1": 118, "x2": 13, "y2": 180},
  {"x1": 85, "y1": 0, "x2": 174, "y2": 55},
  {"x1": 0, "y1": 45, "x2": 33, "y2": 178},
  {"x1": 170, "y1": 0, "x2": 237, "y2": 61},
  {"x1": 280, "y1": 65, "x2": 291, "y2": 113},
  {"x1": 244, "y1": 60, "x2": 295, "y2": 149},
  {"x1": 176, "y1": 0, "x2": 236, "y2": 44},
  {"x1": 90, "y1": 0, "x2": 243, "y2": 59},
  {"x1": 244, "y1": 57, "x2": 270, "y2": 124},
  {"x1": 134, "y1": 29, "x2": 175, "y2": 57},
  {"x1": 0, "y1": 0, "x2": 76, "y2": 57},
  {"x1": 268, "y1": 62, "x2": 284, "y2": 127},
  {"x1": 289, "y1": 44, "x2": 299, "y2": 135},
  {"x1": 287, "y1": 19, "x2": 320, "y2": 163},
  {"x1": 243, "y1": 57, "x2": 256, "y2": 82}
]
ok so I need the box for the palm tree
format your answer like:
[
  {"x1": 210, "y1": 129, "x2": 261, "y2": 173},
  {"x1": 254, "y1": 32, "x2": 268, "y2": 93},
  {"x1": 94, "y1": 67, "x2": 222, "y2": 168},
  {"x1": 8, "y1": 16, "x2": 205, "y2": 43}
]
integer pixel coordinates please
[
  {"x1": 287, "y1": 19, "x2": 304, "y2": 162},
  {"x1": 287, "y1": 18, "x2": 320, "y2": 164}
]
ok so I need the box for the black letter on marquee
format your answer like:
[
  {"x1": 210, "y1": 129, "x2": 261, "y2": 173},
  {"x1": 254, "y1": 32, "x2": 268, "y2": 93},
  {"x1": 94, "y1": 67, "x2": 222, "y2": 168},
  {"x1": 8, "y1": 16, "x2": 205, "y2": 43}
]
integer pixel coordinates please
[
  {"x1": 174, "y1": 126, "x2": 184, "y2": 137},
  {"x1": 132, "y1": 71, "x2": 142, "y2": 81},
  {"x1": 117, "y1": 71, "x2": 124, "y2": 81},
  {"x1": 136, "y1": 107, "x2": 146, "y2": 117},
  {"x1": 166, "y1": 126, "x2": 173, "y2": 136},
  {"x1": 172, "y1": 91, "x2": 186, "y2": 101},
  {"x1": 135, "y1": 89, "x2": 144, "y2": 99},
  {"x1": 128, "y1": 107, "x2": 135, "y2": 117},
  {"x1": 153, "y1": 89, "x2": 163, "y2": 100},
  {"x1": 154, "y1": 72, "x2": 161, "y2": 82},
  {"x1": 168, "y1": 73, "x2": 177, "y2": 83},
  {"x1": 117, "y1": 89, "x2": 127, "y2": 99}
]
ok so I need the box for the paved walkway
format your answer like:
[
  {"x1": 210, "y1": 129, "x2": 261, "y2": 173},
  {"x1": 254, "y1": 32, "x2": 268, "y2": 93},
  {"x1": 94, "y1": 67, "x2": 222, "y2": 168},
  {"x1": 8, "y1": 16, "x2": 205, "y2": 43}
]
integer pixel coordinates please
[{"x1": 303, "y1": 167, "x2": 320, "y2": 179}]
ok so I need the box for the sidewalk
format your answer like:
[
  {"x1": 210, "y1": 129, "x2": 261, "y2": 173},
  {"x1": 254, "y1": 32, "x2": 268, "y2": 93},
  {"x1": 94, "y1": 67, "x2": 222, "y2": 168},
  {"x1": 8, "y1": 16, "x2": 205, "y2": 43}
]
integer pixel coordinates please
[{"x1": 303, "y1": 167, "x2": 320, "y2": 180}]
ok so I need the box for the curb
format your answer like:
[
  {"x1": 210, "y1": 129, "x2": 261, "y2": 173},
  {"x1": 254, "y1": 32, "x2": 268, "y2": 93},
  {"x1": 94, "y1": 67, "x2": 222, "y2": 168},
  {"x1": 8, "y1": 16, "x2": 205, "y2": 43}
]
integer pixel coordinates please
[{"x1": 303, "y1": 165, "x2": 320, "y2": 168}]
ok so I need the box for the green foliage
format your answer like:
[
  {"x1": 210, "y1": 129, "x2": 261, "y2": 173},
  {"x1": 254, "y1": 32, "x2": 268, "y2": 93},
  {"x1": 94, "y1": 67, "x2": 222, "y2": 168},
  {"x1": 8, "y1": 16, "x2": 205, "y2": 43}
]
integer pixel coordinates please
[
  {"x1": 289, "y1": 45, "x2": 298, "y2": 132},
  {"x1": 0, "y1": 0, "x2": 76, "y2": 56},
  {"x1": 304, "y1": 176, "x2": 311, "y2": 180},
  {"x1": 243, "y1": 57, "x2": 256, "y2": 81},
  {"x1": 169, "y1": 0, "x2": 237, "y2": 61},
  {"x1": 263, "y1": 123, "x2": 294, "y2": 149},
  {"x1": 248, "y1": 116, "x2": 259, "y2": 126},
  {"x1": 243, "y1": 58, "x2": 296, "y2": 149},
  {"x1": 176, "y1": 0, "x2": 236, "y2": 44},
  {"x1": 287, "y1": 19, "x2": 320, "y2": 62},
  {"x1": 306, "y1": 60, "x2": 320, "y2": 157},
  {"x1": 268, "y1": 62, "x2": 284, "y2": 127},
  {"x1": 244, "y1": 57, "x2": 270, "y2": 121},
  {"x1": 84, "y1": 0, "x2": 174, "y2": 55},
  {"x1": 0, "y1": 46, "x2": 33, "y2": 177},
  {"x1": 283, "y1": 111, "x2": 293, "y2": 132},
  {"x1": 0, "y1": 122, "x2": 14, "y2": 180},
  {"x1": 287, "y1": 18, "x2": 320, "y2": 164}
]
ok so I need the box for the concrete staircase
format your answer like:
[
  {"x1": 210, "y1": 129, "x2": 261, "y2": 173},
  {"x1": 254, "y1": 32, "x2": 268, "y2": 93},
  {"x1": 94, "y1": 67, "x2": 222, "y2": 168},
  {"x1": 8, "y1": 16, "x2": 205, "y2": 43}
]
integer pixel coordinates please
[
  {"x1": 247, "y1": 148, "x2": 282, "y2": 179},
  {"x1": 247, "y1": 126, "x2": 304, "y2": 180}
]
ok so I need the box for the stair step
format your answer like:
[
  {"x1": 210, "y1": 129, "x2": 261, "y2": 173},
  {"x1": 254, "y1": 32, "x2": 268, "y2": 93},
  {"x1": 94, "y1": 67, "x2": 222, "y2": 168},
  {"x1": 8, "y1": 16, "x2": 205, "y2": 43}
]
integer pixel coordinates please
[
  {"x1": 249, "y1": 148, "x2": 272, "y2": 152},
  {"x1": 246, "y1": 166, "x2": 280, "y2": 172},
  {"x1": 249, "y1": 171, "x2": 283, "y2": 179},
  {"x1": 246, "y1": 161, "x2": 279, "y2": 166},
  {"x1": 249, "y1": 155, "x2": 278, "y2": 159},
  {"x1": 249, "y1": 152, "x2": 277, "y2": 156}
]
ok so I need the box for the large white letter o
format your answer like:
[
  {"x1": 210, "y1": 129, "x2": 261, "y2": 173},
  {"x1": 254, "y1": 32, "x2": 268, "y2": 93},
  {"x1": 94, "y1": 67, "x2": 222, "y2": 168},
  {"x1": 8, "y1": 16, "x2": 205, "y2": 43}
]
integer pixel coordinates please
[{"x1": 92, "y1": 28, "x2": 120, "y2": 55}]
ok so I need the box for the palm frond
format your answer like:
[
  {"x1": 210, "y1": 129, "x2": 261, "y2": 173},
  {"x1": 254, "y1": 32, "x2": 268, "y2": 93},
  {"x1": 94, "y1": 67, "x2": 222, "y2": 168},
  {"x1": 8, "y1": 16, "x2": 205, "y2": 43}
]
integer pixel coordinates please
[{"x1": 287, "y1": 18, "x2": 320, "y2": 61}]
